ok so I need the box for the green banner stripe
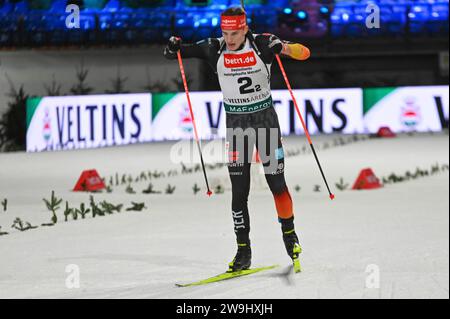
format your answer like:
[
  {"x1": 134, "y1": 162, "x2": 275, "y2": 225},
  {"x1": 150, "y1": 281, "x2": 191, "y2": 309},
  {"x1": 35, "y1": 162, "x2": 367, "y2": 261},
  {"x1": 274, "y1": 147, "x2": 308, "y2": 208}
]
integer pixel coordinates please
[
  {"x1": 363, "y1": 87, "x2": 397, "y2": 114},
  {"x1": 224, "y1": 96, "x2": 273, "y2": 114},
  {"x1": 152, "y1": 93, "x2": 178, "y2": 120},
  {"x1": 26, "y1": 97, "x2": 43, "y2": 129}
]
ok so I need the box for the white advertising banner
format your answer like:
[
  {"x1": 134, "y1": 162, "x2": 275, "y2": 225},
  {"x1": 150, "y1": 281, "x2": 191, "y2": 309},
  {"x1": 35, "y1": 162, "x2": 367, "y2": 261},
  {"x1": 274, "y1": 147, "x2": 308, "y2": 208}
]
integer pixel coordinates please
[
  {"x1": 151, "y1": 88, "x2": 364, "y2": 141},
  {"x1": 363, "y1": 86, "x2": 449, "y2": 133},
  {"x1": 26, "y1": 86, "x2": 447, "y2": 152},
  {"x1": 151, "y1": 92, "x2": 226, "y2": 141},
  {"x1": 26, "y1": 94, "x2": 152, "y2": 152},
  {"x1": 271, "y1": 88, "x2": 364, "y2": 135}
]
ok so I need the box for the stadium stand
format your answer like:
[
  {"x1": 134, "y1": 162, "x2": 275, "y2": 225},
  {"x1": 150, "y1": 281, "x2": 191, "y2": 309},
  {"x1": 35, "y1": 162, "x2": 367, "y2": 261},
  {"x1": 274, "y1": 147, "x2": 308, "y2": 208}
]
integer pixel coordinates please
[{"x1": 0, "y1": 0, "x2": 448, "y2": 47}]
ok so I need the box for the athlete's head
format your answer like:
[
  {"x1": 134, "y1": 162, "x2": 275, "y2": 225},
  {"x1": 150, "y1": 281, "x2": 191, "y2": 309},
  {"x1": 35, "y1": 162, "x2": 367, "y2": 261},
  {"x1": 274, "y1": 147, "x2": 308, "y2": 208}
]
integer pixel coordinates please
[{"x1": 221, "y1": 7, "x2": 249, "y2": 51}]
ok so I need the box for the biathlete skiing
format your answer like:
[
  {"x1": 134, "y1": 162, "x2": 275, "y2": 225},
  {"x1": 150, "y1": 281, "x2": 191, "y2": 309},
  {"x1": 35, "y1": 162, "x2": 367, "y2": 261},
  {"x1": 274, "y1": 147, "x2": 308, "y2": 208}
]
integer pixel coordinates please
[{"x1": 164, "y1": 6, "x2": 311, "y2": 273}]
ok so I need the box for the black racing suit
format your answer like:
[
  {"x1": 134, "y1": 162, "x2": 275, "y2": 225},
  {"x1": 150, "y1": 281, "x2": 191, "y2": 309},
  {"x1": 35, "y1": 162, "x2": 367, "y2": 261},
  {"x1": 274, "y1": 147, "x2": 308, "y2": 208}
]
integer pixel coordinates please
[{"x1": 164, "y1": 33, "x2": 294, "y2": 245}]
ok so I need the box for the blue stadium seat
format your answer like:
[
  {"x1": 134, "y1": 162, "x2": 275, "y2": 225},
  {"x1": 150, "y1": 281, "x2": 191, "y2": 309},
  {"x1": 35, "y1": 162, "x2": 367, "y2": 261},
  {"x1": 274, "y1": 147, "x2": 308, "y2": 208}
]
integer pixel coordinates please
[
  {"x1": 113, "y1": 13, "x2": 130, "y2": 29},
  {"x1": 330, "y1": 5, "x2": 352, "y2": 37},
  {"x1": 429, "y1": 2, "x2": 449, "y2": 33},
  {"x1": 104, "y1": 0, "x2": 120, "y2": 12},
  {"x1": 176, "y1": 12, "x2": 196, "y2": 39},
  {"x1": 408, "y1": 3, "x2": 430, "y2": 34},
  {"x1": 47, "y1": 14, "x2": 67, "y2": 30},
  {"x1": 378, "y1": 4, "x2": 405, "y2": 36},
  {"x1": 193, "y1": 27, "x2": 214, "y2": 41},
  {"x1": 98, "y1": 11, "x2": 113, "y2": 29},
  {"x1": 331, "y1": 5, "x2": 352, "y2": 25},
  {"x1": 80, "y1": 13, "x2": 97, "y2": 30},
  {"x1": 0, "y1": 0, "x2": 13, "y2": 14},
  {"x1": 119, "y1": 5, "x2": 133, "y2": 13},
  {"x1": 25, "y1": 13, "x2": 46, "y2": 30},
  {"x1": 349, "y1": 5, "x2": 366, "y2": 37},
  {"x1": 0, "y1": 0, "x2": 14, "y2": 45},
  {"x1": 83, "y1": 0, "x2": 106, "y2": 14},
  {"x1": 0, "y1": 10, "x2": 16, "y2": 31},
  {"x1": 13, "y1": 0, "x2": 28, "y2": 13},
  {"x1": 129, "y1": 10, "x2": 150, "y2": 28},
  {"x1": 49, "y1": 0, "x2": 68, "y2": 13},
  {"x1": 154, "y1": 11, "x2": 172, "y2": 28},
  {"x1": 209, "y1": 0, "x2": 229, "y2": 11},
  {"x1": 387, "y1": 6, "x2": 407, "y2": 35},
  {"x1": 249, "y1": 7, "x2": 277, "y2": 30}
]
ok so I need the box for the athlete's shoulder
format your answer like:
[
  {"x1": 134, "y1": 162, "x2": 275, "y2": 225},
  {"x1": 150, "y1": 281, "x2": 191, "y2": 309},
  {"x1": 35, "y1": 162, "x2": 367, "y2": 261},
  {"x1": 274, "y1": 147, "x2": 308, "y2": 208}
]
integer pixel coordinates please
[
  {"x1": 252, "y1": 33, "x2": 273, "y2": 49},
  {"x1": 254, "y1": 33, "x2": 278, "y2": 43},
  {"x1": 252, "y1": 33, "x2": 277, "y2": 54},
  {"x1": 253, "y1": 33, "x2": 271, "y2": 38}
]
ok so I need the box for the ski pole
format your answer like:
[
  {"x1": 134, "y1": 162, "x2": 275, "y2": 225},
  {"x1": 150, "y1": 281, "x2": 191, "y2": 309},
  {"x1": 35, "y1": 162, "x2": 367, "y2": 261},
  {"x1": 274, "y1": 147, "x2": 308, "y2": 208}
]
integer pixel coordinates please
[
  {"x1": 176, "y1": 48, "x2": 213, "y2": 197},
  {"x1": 275, "y1": 54, "x2": 335, "y2": 200}
]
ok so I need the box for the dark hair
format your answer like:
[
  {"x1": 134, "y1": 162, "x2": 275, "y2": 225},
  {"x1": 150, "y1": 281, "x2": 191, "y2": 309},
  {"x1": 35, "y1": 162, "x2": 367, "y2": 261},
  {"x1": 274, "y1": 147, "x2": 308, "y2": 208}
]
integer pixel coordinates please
[{"x1": 221, "y1": 6, "x2": 246, "y2": 16}]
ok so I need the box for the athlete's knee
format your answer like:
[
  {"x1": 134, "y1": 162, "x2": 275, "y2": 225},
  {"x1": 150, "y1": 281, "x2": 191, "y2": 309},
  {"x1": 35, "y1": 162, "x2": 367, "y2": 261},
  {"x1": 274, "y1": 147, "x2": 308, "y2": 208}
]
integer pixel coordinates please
[
  {"x1": 231, "y1": 189, "x2": 250, "y2": 209},
  {"x1": 268, "y1": 177, "x2": 288, "y2": 195},
  {"x1": 273, "y1": 186, "x2": 294, "y2": 219},
  {"x1": 232, "y1": 193, "x2": 249, "y2": 205}
]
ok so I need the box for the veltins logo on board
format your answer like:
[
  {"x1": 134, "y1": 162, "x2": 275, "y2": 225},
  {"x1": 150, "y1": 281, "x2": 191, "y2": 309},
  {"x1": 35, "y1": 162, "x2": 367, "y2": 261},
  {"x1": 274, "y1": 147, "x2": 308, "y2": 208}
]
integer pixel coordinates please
[
  {"x1": 42, "y1": 108, "x2": 52, "y2": 144},
  {"x1": 179, "y1": 105, "x2": 193, "y2": 133},
  {"x1": 400, "y1": 97, "x2": 422, "y2": 129}
]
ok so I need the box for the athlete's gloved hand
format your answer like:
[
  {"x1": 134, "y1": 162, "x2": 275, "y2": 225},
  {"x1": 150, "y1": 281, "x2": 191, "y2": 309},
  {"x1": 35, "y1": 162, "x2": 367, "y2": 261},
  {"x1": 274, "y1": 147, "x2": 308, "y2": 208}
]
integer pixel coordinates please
[
  {"x1": 168, "y1": 36, "x2": 181, "y2": 53},
  {"x1": 268, "y1": 34, "x2": 283, "y2": 55}
]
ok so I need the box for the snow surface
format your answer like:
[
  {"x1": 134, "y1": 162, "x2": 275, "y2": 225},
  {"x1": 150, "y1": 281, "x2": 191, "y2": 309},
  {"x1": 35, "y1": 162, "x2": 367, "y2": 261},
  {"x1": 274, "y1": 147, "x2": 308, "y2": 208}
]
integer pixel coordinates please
[{"x1": 0, "y1": 132, "x2": 448, "y2": 299}]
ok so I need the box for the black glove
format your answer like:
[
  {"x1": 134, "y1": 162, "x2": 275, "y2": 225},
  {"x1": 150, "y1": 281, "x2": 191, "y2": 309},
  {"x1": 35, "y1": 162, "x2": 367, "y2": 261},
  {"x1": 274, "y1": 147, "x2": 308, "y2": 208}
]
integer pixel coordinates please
[
  {"x1": 168, "y1": 36, "x2": 181, "y2": 53},
  {"x1": 267, "y1": 34, "x2": 283, "y2": 55}
]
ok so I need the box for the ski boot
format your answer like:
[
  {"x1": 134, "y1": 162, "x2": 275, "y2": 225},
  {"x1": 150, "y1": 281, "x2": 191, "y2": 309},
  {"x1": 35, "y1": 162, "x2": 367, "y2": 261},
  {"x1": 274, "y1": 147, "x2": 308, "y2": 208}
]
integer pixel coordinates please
[
  {"x1": 228, "y1": 242, "x2": 252, "y2": 273},
  {"x1": 283, "y1": 229, "x2": 302, "y2": 273}
]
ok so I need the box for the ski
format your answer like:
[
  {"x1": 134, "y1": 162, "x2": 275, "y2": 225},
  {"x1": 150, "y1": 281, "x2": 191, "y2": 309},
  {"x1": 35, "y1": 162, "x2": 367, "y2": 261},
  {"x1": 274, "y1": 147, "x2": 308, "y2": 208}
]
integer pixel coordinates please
[
  {"x1": 175, "y1": 265, "x2": 279, "y2": 287},
  {"x1": 293, "y1": 258, "x2": 301, "y2": 273},
  {"x1": 293, "y1": 244, "x2": 302, "y2": 273}
]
